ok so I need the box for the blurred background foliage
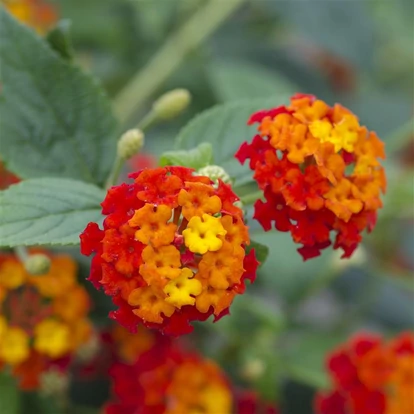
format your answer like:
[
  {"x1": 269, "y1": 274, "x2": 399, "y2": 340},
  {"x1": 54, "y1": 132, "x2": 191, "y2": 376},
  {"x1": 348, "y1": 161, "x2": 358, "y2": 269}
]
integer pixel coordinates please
[{"x1": 2, "y1": 0, "x2": 413, "y2": 413}]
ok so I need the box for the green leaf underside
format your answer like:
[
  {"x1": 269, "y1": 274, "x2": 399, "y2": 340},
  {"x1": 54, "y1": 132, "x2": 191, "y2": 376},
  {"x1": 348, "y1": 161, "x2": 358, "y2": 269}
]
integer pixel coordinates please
[
  {"x1": 160, "y1": 142, "x2": 213, "y2": 169},
  {"x1": 0, "y1": 178, "x2": 105, "y2": 247},
  {"x1": 0, "y1": 9, "x2": 118, "y2": 186},
  {"x1": 174, "y1": 98, "x2": 289, "y2": 187}
]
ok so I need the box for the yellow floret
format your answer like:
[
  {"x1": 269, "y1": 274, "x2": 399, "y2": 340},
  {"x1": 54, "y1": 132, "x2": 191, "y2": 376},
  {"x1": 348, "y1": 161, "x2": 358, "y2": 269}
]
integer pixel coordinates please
[
  {"x1": 34, "y1": 319, "x2": 71, "y2": 358},
  {"x1": 164, "y1": 268, "x2": 202, "y2": 308},
  {"x1": 182, "y1": 214, "x2": 226, "y2": 254},
  {"x1": 0, "y1": 326, "x2": 30, "y2": 365}
]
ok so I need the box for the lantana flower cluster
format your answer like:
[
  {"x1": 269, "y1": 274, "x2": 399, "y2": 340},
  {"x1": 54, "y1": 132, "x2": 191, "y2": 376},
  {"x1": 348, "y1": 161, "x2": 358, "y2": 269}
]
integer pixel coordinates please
[
  {"x1": 0, "y1": 252, "x2": 92, "y2": 390},
  {"x1": 236, "y1": 94, "x2": 386, "y2": 259},
  {"x1": 315, "y1": 332, "x2": 414, "y2": 414},
  {"x1": 81, "y1": 166, "x2": 258, "y2": 336},
  {"x1": 2, "y1": 0, "x2": 57, "y2": 33},
  {"x1": 104, "y1": 325, "x2": 277, "y2": 414}
]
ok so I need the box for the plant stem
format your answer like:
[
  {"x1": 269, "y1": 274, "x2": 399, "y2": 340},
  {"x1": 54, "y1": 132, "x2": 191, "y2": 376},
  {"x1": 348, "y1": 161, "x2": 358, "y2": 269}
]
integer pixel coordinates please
[
  {"x1": 105, "y1": 155, "x2": 124, "y2": 190},
  {"x1": 240, "y1": 190, "x2": 263, "y2": 205},
  {"x1": 113, "y1": 0, "x2": 246, "y2": 124},
  {"x1": 138, "y1": 110, "x2": 157, "y2": 131},
  {"x1": 14, "y1": 245, "x2": 29, "y2": 263}
]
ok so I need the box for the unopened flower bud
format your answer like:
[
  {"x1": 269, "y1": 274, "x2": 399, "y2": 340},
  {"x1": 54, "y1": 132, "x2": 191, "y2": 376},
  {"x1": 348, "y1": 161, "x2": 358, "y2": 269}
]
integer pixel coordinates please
[
  {"x1": 197, "y1": 165, "x2": 232, "y2": 187},
  {"x1": 75, "y1": 330, "x2": 100, "y2": 363},
  {"x1": 240, "y1": 359, "x2": 265, "y2": 381},
  {"x1": 40, "y1": 368, "x2": 69, "y2": 397},
  {"x1": 152, "y1": 89, "x2": 191, "y2": 120},
  {"x1": 24, "y1": 254, "x2": 51, "y2": 275},
  {"x1": 117, "y1": 129, "x2": 145, "y2": 160}
]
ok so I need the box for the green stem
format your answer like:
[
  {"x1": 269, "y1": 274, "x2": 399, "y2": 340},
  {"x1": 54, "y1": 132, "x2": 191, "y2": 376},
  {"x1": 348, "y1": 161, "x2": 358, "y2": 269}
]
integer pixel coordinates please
[
  {"x1": 14, "y1": 246, "x2": 29, "y2": 263},
  {"x1": 240, "y1": 190, "x2": 263, "y2": 205},
  {"x1": 113, "y1": 0, "x2": 246, "y2": 123},
  {"x1": 105, "y1": 155, "x2": 124, "y2": 190},
  {"x1": 137, "y1": 110, "x2": 157, "y2": 131}
]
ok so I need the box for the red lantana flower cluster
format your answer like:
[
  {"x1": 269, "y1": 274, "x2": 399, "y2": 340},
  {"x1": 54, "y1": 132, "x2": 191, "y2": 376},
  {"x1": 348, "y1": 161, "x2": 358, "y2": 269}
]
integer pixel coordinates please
[
  {"x1": 315, "y1": 332, "x2": 414, "y2": 414},
  {"x1": 236, "y1": 94, "x2": 386, "y2": 259},
  {"x1": 104, "y1": 325, "x2": 278, "y2": 414},
  {"x1": 80, "y1": 167, "x2": 258, "y2": 336}
]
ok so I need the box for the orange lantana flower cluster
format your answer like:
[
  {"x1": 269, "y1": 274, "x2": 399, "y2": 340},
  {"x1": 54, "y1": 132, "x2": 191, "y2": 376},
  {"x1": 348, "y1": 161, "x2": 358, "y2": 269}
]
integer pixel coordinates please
[
  {"x1": 315, "y1": 332, "x2": 414, "y2": 414},
  {"x1": 2, "y1": 0, "x2": 57, "y2": 33},
  {"x1": 0, "y1": 252, "x2": 92, "y2": 390},
  {"x1": 236, "y1": 94, "x2": 386, "y2": 260},
  {"x1": 80, "y1": 167, "x2": 258, "y2": 336},
  {"x1": 104, "y1": 326, "x2": 278, "y2": 414}
]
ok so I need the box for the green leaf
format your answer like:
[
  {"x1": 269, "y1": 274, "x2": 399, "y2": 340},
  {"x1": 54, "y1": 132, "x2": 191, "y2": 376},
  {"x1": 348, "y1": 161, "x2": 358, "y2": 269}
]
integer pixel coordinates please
[
  {"x1": 208, "y1": 59, "x2": 297, "y2": 102},
  {"x1": 246, "y1": 239, "x2": 269, "y2": 267},
  {"x1": 251, "y1": 231, "x2": 332, "y2": 305},
  {"x1": 160, "y1": 142, "x2": 213, "y2": 169},
  {"x1": 175, "y1": 98, "x2": 288, "y2": 187},
  {"x1": 0, "y1": 9, "x2": 118, "y2": 187},
  {"x1": 283, "y1": 331, "x2": 349, "y2": 389},
  {"x1": 21, "y1": 392, "x2": 63, "y2": 414},
  {"x1": 0, "y1": 178, "x2": 105, "y2": 247},
  {"x1": 46, "y1": 19, "x2": 74, "y2": 60},
  {"x1": 0, "y1": 372, "x2": 20, "y2": 414}
]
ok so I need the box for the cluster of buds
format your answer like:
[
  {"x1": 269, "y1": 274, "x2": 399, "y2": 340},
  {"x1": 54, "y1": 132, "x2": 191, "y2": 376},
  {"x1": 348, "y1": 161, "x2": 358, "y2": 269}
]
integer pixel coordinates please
[
  {"x1": 315, "y1": 332, "x2": 414, "y2": 414},
  {"x1": 0, "y1": 251, "x2": 92, "y2": 390},
  {"x1": 80, "y1": 166, "x2": 258, "y2": 336},
  {"x1": 104, "y1": 325, "x2": 277, "y2": 414},
  {"x1": 236, "y1": 94, "x2": 386, "y2": 259},
  {"x1": 2, "y1": 0, "x2": 57, "y2": 33}
]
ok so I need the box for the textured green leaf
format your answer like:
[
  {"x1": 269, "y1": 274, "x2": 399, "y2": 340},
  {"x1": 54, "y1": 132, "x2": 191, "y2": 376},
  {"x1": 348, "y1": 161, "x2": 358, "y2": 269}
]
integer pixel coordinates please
[
  {"x1": 0, "y1": 178, "x2": 105, "y2": 247},
  {"x1": 208, "y1": 59, "x2": 296, "y2": 102},
  {"x1": 0, "y1": 9, "x2": 118, "y2": 186},
  {"x1": 46, "y1": 19, "x2": 74, "y2": 60},
  {"x1": 175, "y1": 98, "x2": 287, "y2": 187},
  {"x1": 160, "y1": 143, "x2": 213, "y2": 169}
]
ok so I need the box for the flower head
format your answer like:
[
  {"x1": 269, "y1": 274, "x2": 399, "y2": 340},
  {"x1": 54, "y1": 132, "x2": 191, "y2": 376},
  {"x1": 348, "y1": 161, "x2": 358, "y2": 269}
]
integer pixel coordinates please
[
  {"x1": 236, "y1": 94, "x2": 386, "y2": 260},
  {"x1": 314, "y1": 332, "x2": 414, "y2": 414},
  {"x1": 2, "y1": 0, "x2": 58, "y2": 33},
  {"x1": 80, "y1": 166, "x2": 258, "y2": 336},
  {"x1": 104, "y1": 326, "x2": 279, "y2": 414},
  {"x1": 0, "y1": 251, "x2": 92, "y2": 390}
]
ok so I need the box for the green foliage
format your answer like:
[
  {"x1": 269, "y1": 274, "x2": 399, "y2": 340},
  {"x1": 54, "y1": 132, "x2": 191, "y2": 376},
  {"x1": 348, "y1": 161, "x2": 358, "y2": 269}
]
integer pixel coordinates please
[
  {"x1": 208, "y1": 59, "x2": 297, "y2": 102},
  {"x1": 0, "y1": 9, "x2": 118, "y2": 187},
  {"x1": 160, "y1": 142, "x2": 213, "y2": 169},
  {"x1": 283, "y1": 331, "x2": 350, "y2": 389},
  {"x1": 252, "y1": 231, "x2": 332, "y2": 305},
  {"x1": 0, "y1": 178, "x2": 104, "y2": 247},
  {"x1": 246, "y1": 239, "x2": 269, "y2": 267},
  {"x1": 0, "y1": 373, "x2": 20, "y2": 414},
  {"x1": 175, "y1": 99, "x2": 285, "y2": 187},
  {"x1": 46, "y1": 19, "x2": 74, "y2": 60}
]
